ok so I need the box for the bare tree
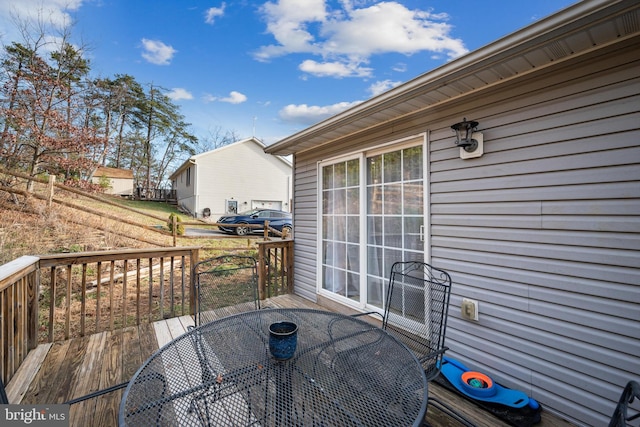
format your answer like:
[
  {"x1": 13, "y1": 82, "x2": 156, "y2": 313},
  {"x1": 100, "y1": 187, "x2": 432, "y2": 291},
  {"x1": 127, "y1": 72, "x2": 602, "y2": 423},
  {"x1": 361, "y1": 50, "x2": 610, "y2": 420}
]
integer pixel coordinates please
[{"x1": 199, "y1": 126, "x2": 240, "y2": 153}]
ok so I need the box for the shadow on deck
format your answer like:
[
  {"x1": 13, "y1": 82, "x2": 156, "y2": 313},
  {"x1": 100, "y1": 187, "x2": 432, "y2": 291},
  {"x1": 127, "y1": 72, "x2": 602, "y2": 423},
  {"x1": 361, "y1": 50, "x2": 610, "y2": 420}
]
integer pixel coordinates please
[{"x1": 6, "y1": 294, "x2": 574, "y2": 427}]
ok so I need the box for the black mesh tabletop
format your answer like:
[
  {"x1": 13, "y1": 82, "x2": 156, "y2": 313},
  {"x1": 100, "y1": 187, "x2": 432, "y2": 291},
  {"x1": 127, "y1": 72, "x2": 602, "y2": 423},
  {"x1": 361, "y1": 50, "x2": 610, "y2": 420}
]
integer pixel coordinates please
[{"x1": 119, "y1": 308, "x2": 427, "y2": 426}]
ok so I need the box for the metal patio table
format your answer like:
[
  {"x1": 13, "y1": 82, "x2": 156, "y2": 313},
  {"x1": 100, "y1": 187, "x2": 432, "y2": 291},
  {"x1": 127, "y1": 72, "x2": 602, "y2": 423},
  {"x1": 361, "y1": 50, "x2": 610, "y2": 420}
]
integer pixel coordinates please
[{"x1": 119, "y1": 308, "x2": 427, "y2": 426}]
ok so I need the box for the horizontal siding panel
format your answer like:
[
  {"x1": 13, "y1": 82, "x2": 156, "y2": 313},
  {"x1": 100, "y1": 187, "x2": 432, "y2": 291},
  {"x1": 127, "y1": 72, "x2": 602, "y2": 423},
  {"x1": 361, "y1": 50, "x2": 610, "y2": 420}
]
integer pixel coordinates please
[
  {"x1": 432, "y1": 151, "x2": 640, "y2": 191},
  {"x1": 541, "y1": 215, "x2": 639, "y2": 232},
  {"x1": 431, "y1": 181, "x2": 640, "y2": 203},
  {"x1": 444, "y1": 259, "x2": 638, "y2": 302},
  {"x1": 527, "y1": 300, "x2": 640, "y2": 341},
  {"x1": 433, "y1": 248, "x2": 640, "y2": 286},
  {"x1": 433, "y1": 225, "x2": 640, "y2": 251},
  {"x1": 432, "y1": 235, "x2": 639, "y2": 268},
  {"x1": 529, "y1": 287, "x2": 638, "y2": 322},
  {"x1": 432, "y1": 214, "x2": 542, "y2": 229},
  {"x1": 449, "y1": 275, "x2": 529, "y2": 304},
  {"x1": 485, "y1": 92, "x2": 640, "y2": 142},
  {"x1": 542, "y1": 199, "x2": 640, "y2": 215},
  {"x1": 431, "y1": 201, "x2": 542, "y2": 215},
  {"x1": 446, "y1": 319, "x2": 635, "y2": 389}
]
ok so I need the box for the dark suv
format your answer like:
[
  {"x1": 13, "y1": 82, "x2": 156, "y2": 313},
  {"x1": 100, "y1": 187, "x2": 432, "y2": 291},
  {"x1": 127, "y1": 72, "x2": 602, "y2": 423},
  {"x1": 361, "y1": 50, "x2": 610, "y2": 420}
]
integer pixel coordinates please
[{"x1": 216, "y1": 209, "x2": 292, "y2": 236}]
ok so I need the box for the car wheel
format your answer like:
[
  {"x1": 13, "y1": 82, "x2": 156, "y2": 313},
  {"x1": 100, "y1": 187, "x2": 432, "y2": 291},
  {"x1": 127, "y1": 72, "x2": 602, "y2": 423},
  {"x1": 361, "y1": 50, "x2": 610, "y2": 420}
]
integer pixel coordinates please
[
  {"x1": 282, "y1": 225, "x2": 292, "y2": 236},
  {"x1": 236, "y1": 224, "x2": 250, "y2": 236}
]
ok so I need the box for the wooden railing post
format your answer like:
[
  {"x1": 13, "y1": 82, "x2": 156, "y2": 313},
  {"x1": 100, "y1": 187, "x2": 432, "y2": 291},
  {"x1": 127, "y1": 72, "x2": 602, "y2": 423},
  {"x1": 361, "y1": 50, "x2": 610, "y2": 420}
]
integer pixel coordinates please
[
  {"x1": 172, "y1": 215, "x2": 177, "y2": 247},
  {"x1": 47, "y1": 175, "x2": 55, "y2": 207},
  {"x1": 257, "y1": 243, "x2": 266, "y2": 300},
  {"x1": 27, "y1": 268, "x2": 40, "y2": 350},
  {"x1": 189, "y1": 248, "x2": 199, "y2": 316},
  {"x1": 286, "y1": 241, "x2": 294, "y2": 294}
]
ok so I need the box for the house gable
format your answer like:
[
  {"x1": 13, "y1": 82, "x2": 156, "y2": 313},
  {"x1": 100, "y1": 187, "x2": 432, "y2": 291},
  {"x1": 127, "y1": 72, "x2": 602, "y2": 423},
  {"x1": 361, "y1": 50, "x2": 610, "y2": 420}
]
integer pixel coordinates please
[{"x1": 171, "y1": 137, "x2": 292, "y2": 218}]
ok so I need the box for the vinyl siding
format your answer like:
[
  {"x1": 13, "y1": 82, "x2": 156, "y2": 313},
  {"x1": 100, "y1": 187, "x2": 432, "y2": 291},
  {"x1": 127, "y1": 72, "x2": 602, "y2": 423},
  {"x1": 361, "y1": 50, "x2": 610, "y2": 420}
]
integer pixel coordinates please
[
  {"x1": 429, "y1": 45, "x2": 639, "y2": 426},
  {"x1": 290, "y1": 160, "x2": 319, "y2": 302},
  {"x1": 290, "y1": 34, "x2": 639, "y2": 426},
  {"x1": 173, "y1": 139, "x2": 291, "y2": 218}
]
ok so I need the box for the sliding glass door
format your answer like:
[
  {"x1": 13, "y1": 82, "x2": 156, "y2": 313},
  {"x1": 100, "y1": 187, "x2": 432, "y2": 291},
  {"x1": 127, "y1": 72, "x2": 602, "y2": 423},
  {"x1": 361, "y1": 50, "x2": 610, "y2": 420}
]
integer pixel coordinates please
[
  {"x1": 320, "y1": 140, "x2": 425, "y2": 311},
  {"x1": 366, "y1": 145, "x2": 424, "y2": 310}
]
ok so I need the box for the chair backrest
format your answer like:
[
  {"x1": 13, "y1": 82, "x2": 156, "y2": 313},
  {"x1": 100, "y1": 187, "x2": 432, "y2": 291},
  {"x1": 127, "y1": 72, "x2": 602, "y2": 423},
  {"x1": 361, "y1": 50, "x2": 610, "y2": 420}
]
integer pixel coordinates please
[
  {"x1": 382, "y1": 261, "x2": 452, "y2": 381},
  {"x1": 193, "y1": 255, "x2": 259, "y2": 326},
  {"x1": 609, "y1": 380, "x2": 640, "y2": 427}
]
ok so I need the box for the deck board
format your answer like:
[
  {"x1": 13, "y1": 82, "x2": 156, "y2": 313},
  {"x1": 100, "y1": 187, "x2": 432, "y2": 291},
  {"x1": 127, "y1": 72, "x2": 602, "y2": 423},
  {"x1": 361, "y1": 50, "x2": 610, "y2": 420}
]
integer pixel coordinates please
[
  {"x1": 6, "y1": 294, "x2": 575, "y2": 426},
  {"x1": 21, "y1": 340, "x2": 70, "y2": 404},
  {"x1": 4, "y1": 342, "x2": 51, "y2": 404}
]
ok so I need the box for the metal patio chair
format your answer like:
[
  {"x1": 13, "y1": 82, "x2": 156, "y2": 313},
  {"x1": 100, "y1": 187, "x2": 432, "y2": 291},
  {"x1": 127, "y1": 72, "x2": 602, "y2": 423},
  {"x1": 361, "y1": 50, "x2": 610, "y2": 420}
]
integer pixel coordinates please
[
  {"x1": 353, "y1": 261, "x2": 474, "y2": 426},
  {"x1": 369, "y1": 261, "x2": 453, "y2": 380},
  {"x1": 193, "y1": 255, "x2": 260, "y2": 326},
  {"x1": 609, "y1": 380, "x2": 640, "y2": 427}
]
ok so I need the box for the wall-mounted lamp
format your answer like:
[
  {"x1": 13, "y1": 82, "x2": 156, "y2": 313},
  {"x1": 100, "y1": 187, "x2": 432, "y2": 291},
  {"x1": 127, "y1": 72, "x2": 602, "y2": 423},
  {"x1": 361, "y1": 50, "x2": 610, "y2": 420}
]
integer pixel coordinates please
[{"x1": 451, "y1": 118, "x2": 484, "y2": 159}]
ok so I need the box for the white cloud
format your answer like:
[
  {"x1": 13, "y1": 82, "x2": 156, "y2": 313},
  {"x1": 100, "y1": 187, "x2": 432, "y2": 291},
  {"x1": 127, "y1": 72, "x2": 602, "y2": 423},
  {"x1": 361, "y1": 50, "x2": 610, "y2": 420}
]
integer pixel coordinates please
[
  {"x1": 205, "y1": 3, "x2": 226, "y2": 24},
  {"x1": 279, "y1": 100, "x2": 362, "y2": 125},
  {"x1": 255, "y1": 1, "x2": 468, "y2": 78},
  {"x1": 367, "y1": 80, "x2": 402, "y2": 97},
  {"x1": 0, "y1": 0, "x2": 83, "y2": 49},
  {"x1": 141, "y1": 38, "x2": 176, "y2": 65},
  {"x1": 254, "y1": 0, "x2": 326, "y2": 61},
  {"x1": 203, "y1": 91, "x2": 247, "y2": 104},
  {"x1": 0, "y1": 0, "x2": 82, "y2": 28},
  {"x1": 299, "y1": 59, "x2": 371, "y2": 78},
  {"x1": 167, "y1": 88, "x2": 193, "y2": 101},
  {"x1": 220, "y1": 91, "x2": 247, "y2": 104},
  {"x1": 392, "y1": 62, "x2": 408, "y2": 73}
]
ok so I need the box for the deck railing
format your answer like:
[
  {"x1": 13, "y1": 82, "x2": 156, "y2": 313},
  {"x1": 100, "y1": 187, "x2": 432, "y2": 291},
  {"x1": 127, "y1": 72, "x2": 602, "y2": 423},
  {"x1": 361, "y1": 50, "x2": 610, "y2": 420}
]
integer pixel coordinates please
[
  {"x1": 0, "y1": 256, "x2": 40, "y2": 386},
  {"x1": 0, "y1": 240, "x2": 294, "y2": 386},
  {"x1": 256, "y1": 240, "x2": 294, "y2": 299},
  {"x1": 38, "y1": 247, "x2": 201, "y2": 342}
]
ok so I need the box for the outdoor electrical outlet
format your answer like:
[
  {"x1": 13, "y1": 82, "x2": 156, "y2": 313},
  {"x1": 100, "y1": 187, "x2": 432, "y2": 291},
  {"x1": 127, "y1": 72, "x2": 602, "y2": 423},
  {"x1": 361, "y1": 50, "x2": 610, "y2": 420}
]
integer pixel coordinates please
[{"x1": 461, "y1": 298, "x2": 479, "y2": 321}]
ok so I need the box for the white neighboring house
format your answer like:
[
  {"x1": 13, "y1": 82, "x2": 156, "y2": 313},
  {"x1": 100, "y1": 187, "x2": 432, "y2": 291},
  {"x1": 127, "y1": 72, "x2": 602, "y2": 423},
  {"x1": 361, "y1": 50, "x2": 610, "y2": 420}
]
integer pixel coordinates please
[
  {"x1": 91, "y1": 166, "x2": 134, "y2": 196},
  {"x1": 169, "y1": 137, "x2": 292, "y2": 219}
]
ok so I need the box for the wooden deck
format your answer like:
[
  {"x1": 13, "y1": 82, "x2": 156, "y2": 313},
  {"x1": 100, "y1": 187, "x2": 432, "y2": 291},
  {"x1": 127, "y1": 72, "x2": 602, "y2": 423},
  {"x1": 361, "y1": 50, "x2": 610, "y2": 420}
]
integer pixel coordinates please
[{"x1": 5, "y1": 294, "x2": 574, "y2": 427}]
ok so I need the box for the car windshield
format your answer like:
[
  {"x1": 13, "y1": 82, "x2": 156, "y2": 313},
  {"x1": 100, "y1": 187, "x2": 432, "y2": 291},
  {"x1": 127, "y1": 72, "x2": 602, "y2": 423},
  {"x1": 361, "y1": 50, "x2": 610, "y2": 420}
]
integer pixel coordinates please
[{"x1": 238, "y1": 209, "x2": 262, "y2": 216}]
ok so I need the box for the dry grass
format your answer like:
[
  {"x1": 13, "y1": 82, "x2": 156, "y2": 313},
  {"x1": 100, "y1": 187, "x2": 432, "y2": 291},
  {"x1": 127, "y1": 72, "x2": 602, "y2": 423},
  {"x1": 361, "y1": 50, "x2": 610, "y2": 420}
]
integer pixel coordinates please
[{"x1": 1, "y1": 180, "x2": 264, "y2": 342}]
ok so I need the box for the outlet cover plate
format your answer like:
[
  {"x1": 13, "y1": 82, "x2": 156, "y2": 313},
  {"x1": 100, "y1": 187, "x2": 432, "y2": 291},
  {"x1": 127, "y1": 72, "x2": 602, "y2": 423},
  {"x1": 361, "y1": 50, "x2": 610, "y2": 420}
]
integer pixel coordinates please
[{"x1": 461, "y1": 298, "x2": 479, "y2": 321}]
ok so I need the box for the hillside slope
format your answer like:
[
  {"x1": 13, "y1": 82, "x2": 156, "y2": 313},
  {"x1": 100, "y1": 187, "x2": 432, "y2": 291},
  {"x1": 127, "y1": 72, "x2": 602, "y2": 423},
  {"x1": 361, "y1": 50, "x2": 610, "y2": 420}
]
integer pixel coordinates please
[{"x1": 0, "y1": 183, "x2": 180, "y2": 264}]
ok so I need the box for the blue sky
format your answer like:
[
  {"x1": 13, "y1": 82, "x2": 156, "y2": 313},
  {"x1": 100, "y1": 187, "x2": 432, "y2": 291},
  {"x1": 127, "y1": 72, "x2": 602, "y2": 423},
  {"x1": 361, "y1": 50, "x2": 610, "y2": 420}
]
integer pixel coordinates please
[{"x1": 1, "y1": 0, "x2": 577, "y2": 147}]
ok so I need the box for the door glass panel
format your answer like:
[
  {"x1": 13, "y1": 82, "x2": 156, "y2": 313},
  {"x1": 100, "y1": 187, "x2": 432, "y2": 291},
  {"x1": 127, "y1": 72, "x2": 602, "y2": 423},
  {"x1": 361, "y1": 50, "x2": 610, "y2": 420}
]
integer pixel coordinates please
[
  {"x1": 366, "y1": 145, "x2": 423, "y2": 311},
  {"x1": 321, "y1": 160, "x2": 360, "y2": 300}
]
